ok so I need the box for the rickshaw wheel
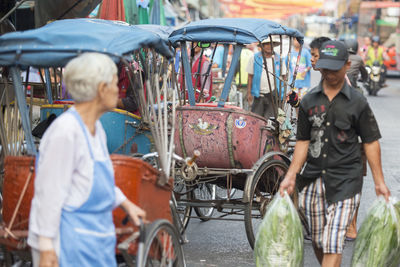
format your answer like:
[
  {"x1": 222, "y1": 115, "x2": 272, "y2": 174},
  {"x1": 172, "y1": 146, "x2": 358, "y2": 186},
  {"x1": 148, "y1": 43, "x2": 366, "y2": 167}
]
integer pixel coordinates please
[
  {"x1": 142, "y1": 220, "x2": 185, "y2": 267},
  {"x1": 193, "y1": 183, "x2": 216, "y2": 221},
  {"x1": 244, "y1": 159, "x2": 291, "y2": 249}
]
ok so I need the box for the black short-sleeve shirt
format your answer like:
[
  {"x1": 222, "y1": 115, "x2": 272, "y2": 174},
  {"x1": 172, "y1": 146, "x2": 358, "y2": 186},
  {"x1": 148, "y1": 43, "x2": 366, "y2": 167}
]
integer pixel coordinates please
[{"x1": 296, "y1": 81, "x2": 381, "y2": 204}]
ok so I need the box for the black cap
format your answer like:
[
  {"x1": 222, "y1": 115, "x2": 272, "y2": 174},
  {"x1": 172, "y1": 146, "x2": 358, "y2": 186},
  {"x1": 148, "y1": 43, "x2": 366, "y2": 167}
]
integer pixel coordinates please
[{"x1": 316, "y1": 40, "x2": 349, "y2": 71}]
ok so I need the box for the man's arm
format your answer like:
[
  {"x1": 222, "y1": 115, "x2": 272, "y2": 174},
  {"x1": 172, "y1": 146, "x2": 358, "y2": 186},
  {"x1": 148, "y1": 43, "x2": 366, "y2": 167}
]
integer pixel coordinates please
[
  {"x1": 247, "y1": 74, "x2": 253, "y2": 104},
  {"x1": 201, "y1": 59, "x2": 212, "y2": 98},
  {"x1": 279, "y1": 140, "x2": 309, "y2": 196},
  {"x1": 363, "y1": 140, "x2": 390, "y2": 200}
]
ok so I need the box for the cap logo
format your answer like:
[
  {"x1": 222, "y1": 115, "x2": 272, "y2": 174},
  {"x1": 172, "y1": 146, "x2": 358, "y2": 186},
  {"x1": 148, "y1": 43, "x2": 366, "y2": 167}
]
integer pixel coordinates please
[{"x1": 321, "y1": 46, "x2": 339, "y2": 57}]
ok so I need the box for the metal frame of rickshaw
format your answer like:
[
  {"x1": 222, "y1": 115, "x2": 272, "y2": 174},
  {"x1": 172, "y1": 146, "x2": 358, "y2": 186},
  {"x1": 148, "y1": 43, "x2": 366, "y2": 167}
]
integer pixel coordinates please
[
  {"x1": 0, "y1": 18, "x2": 186, "y2": 266},
  {"x1": 168, "y1": 18, "x2": 309, "y2": 248}
]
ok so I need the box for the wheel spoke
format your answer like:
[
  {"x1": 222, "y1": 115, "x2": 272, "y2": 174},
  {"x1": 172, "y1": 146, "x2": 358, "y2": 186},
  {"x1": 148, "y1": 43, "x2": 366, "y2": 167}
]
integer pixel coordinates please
[{"x1": 142, "y1": 220, "x2": 184, "y2": 267}]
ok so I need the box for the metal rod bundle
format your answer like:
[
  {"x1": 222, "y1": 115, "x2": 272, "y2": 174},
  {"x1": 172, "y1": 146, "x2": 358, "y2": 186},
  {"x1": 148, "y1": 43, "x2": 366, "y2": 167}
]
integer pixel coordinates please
[{"x1": 134, "y1": 50, "x2": 177, "y2": 185}]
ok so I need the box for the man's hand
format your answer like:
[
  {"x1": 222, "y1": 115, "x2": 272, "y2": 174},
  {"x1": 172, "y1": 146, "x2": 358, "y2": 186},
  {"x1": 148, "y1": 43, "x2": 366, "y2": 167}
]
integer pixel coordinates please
[
  {"x1": 375, "y1": 182, "x2": 391, "y2": 201},
  {"x1": 279, "y1": 172, "x2": 296, "y2": 196},
  {"x1": 287, "y1": 91, "x2": 299, "y2": 107},
  {"x1": 247, "y1": 94, "x2": 253, "y2": 105},
  {"x1": 39, "y1": 250, "x2": 58, "y2": 267},
  {"x1": 363, "y1": 141, "x2": 391, "y2": 202}
]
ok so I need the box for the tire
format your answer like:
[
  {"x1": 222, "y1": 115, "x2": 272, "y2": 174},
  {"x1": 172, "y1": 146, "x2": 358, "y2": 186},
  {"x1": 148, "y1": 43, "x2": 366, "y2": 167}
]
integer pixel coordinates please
[
  {"x1": 372, "y1": 82, "x2": 379, "y2": 96},
  {"x1": 193, "y1": 183, "x2": 216, "y2": 221},
  {"x1": 141, "y1": 220, "x2": 185, "y2": 267},
  {"x1": 366, "y1": 85, "x2": 372, "y2": 95},
  {"x1": 244, "y1": 159, "x2": 292, "y2": 249}
]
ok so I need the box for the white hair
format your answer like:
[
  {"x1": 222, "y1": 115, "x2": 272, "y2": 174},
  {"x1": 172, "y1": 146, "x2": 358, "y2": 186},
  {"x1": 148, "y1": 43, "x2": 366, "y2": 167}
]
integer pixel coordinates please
[{"x1": 64, "y1": 53, "x2": 117, "y2": 103}]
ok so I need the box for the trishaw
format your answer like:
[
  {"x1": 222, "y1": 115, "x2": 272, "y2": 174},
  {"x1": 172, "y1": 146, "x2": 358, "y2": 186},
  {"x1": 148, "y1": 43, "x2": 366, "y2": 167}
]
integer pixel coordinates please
[
  {"x1": 168, "y1": 18, "x2": 307, "y2": 248},
  {"x1": 0, "y1": 18, "x2": 185, "y2": 266}
]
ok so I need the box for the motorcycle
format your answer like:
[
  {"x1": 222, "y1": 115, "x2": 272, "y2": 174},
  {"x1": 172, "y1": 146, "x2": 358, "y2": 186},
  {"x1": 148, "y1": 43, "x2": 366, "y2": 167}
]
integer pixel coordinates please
[{"x1": 365, "y1": 61, "x2": 385, "y2": 96}]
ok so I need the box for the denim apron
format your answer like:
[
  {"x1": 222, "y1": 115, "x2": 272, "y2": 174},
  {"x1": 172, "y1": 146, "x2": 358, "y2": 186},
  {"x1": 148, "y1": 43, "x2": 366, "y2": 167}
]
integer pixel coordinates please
[{"x1": 59, "y1": 108, "x2": 116, "y2": 267}]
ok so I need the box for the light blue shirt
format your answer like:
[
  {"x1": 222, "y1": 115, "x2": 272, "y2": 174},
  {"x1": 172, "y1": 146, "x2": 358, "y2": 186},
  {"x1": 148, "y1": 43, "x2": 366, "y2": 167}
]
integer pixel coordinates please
[{"x1": 288, "y1": 49, "x2": 311, "y2": 89}]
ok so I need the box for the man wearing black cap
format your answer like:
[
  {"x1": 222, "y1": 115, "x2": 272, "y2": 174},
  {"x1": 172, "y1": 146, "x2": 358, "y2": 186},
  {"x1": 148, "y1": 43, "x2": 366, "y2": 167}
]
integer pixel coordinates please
[{"x1": 279, "y1": 40, "x2": 391, "y2": 267}]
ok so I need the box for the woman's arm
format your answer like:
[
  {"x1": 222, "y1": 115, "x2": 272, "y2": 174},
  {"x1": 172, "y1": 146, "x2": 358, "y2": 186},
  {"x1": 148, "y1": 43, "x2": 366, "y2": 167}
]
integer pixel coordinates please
[
  {"x1": 114, "y1": 186, "x2": 146, "y2": 226},
  {"x1": 33, "y1": 124, "x2": 75, "y2": 242},
  {"x1": 119, "y1": 199, "x2": 146, "y2": 226}
]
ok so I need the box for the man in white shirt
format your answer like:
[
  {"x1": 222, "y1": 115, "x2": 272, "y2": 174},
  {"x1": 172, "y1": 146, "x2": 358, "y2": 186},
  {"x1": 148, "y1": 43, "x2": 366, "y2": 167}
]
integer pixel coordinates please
[{"x1": 247, "y1": 37, "x2": 285, "y2": 119}]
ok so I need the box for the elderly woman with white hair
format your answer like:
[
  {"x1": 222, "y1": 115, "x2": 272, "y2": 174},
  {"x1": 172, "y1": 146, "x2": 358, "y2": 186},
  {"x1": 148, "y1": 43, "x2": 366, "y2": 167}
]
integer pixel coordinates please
[{"x1": 28, "y1": 52, "x2": 146, "y2": 267}]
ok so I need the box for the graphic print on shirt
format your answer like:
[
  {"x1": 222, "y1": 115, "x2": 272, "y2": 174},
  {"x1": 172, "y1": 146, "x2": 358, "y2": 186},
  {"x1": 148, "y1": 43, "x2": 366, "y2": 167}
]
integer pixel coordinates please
[
  {"x1": 291, "y1": 55, "x2": 307, "y2": 81},
  {"x1": 308, "y1": 105, "x2": 326, "y2": 158}
]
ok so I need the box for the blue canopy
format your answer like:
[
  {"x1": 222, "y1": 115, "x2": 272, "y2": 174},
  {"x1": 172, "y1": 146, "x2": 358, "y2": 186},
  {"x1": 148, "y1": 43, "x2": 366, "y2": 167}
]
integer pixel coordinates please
[
  {"x1": 169, "y1": 18, "x2": 303, "y2": 46},
  {"x1": 0, "y1": 18, "x2": 174, "y2": 67},
  {"x1": 136, "y1": 24, "x2": 174, "y2": 41}
]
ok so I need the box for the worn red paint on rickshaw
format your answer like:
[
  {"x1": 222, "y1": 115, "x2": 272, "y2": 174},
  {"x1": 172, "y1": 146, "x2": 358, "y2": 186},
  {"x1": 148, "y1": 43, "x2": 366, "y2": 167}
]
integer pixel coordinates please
[{"x1": 174, "y1": 104, "x2": 280, "y2": 169}]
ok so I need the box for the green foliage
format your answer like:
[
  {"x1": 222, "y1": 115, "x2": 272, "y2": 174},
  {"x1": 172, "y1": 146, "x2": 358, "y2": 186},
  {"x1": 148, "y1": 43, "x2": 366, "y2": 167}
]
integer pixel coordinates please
[
  {"x1": 351, "y1": 197, "x2": 400, "y2": 267},
  {"x1": 254, "y1": 192, "x2": 304, "y2": 267}
]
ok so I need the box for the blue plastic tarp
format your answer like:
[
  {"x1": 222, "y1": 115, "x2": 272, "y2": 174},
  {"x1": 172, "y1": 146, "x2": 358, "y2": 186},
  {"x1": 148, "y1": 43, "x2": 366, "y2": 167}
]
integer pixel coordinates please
[
  {"x1": 0, "y1": 18, "x2": 174, "y2": 67},
  {"x1": 169, "y1": 18, "x2": 303, "y2": 46}
]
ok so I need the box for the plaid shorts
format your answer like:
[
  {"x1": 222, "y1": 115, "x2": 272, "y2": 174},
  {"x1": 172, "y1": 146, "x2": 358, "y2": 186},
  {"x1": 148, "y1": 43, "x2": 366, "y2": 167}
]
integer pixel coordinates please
[{"x1": 299, "y1": 178, "x2": 360, "y2": 254}]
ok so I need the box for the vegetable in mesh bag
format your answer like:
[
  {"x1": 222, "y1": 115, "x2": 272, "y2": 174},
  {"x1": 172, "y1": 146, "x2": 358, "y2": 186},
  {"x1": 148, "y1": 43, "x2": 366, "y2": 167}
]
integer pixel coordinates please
[
  {"x1": 254, "y1": 191, "x2": 303, "y2": 267},
  {"x1": 395, "y1": 201, "x2": 400, "y2": 218},
  {"x1": 351, "y1": 197, "x2": 400, "y2": 267}
]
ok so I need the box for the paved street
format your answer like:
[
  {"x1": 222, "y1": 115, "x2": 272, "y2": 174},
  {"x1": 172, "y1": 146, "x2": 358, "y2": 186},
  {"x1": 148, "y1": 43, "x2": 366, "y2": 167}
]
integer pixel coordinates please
[{"x1": 182, "y1": 76, "x2": 400, "y2": 267}]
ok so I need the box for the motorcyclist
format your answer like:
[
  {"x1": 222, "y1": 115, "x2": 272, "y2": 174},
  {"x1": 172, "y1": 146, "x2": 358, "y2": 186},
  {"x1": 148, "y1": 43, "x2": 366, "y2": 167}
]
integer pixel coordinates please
[
  {"x1": 343, "y1": 39, "x2": 368, "y2": 90},
  {"x1": 365, "y1": 36, "x2": 387, "y2": 86}
]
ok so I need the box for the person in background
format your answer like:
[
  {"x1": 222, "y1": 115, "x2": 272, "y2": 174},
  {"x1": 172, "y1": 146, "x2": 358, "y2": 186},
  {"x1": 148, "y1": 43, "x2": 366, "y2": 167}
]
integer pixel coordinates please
[
  {"x1": 247, "y1": 37, "x2": 285, "y2": 119},
  {"x1": 236, "y1": 43, "x2": 256, "y2": 88},
  {"x1": 191, "y1": 43, "x2": 213, "y2": 101},
  {"x1": 116, "y1": 62, "x2": 140, "y2": 114},
  {"x1": 235, "y1": 43, "x2": 256, "y2": 110},
  {"x1": 310, "y1": 36, "x2": 331, "y2": 71},
  {"x1": 288, "y1": 38, "x2": 312, "y2": 100},
  {"x1": 28, "y1": 53, "x2": 146, "y2": 267},
  {"x1": 212, "y1": 44, "x2": 225, "y2": 69},
  {"x1": 279, "y1": 40, "x2": 390, "y2": 267},
  {"x1": 343, "y1": 39, "x2": 368, "y2": 91},
  {"x1": 365, "y1": 36, "x2": 388, "y2": 87},
  {"x1": 360, "y1": 36, "x2": 371, "y2": 62},
  {"x1": 287, "y1": 36, "x2": 330, "y2": 109}
]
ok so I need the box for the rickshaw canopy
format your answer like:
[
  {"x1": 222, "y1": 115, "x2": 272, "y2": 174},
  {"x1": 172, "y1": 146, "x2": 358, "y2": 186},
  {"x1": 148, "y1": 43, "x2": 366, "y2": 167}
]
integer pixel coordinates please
[
  {"x1": 168, "y1": 18, "x2": 304, "y2": 46},
  {"x1": 0, "y1": 18, "x2": 174, "y2": 68},
  {"x1": 136, "y1": 24, "x2": 174, "y2": 41}
]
